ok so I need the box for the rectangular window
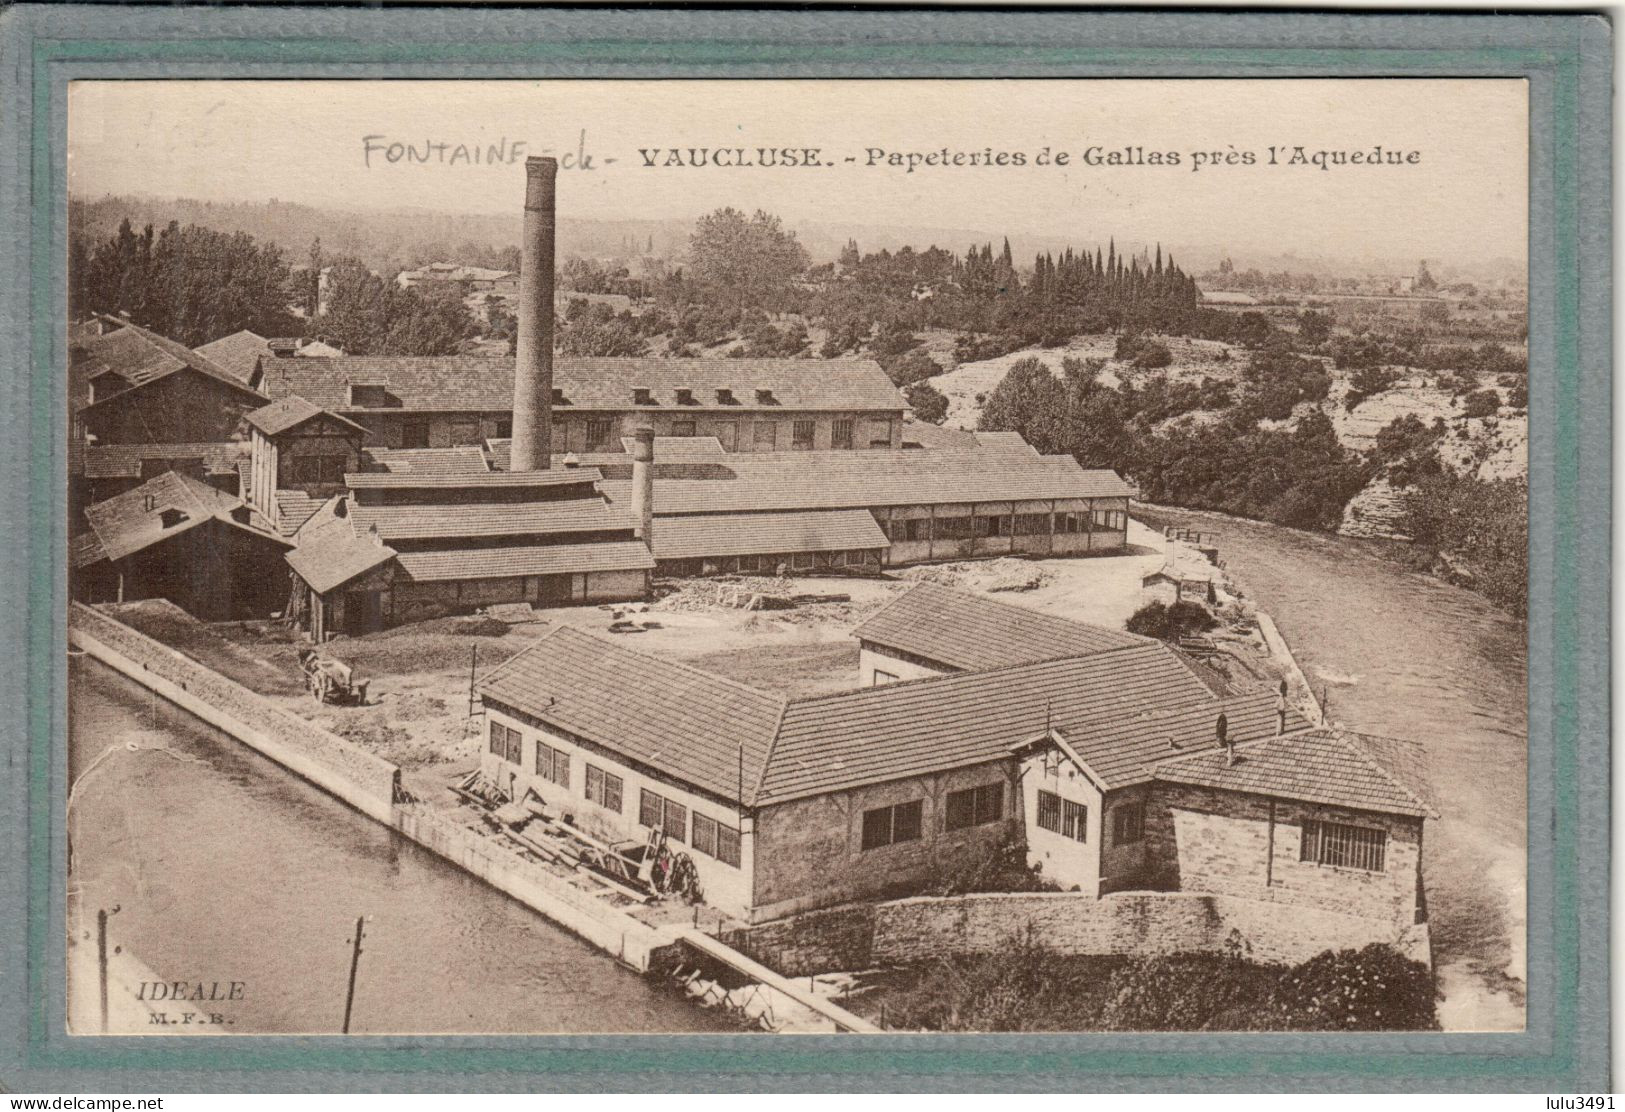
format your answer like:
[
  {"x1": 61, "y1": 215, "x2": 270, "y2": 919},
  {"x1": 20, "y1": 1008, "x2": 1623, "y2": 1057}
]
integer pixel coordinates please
[
  {"x1": 753, "y1": 422, "x2": 776, "y2": 450},
  {"x1": 1300, "y1": 819, "x2": 1387, "y2": 872},
  {"x1": 495, "y1": 417, "x2": 513, "y2": 439},
  {"x1": 1013, "y1": 512, "x2": 1050, "y2": 536},
  {"x1": 584, "y1": 764, "x2": 622, "y2": 813},
  {"x1": 946, "y1": 783, "x2": 1004, "y2": 831},
  {"x1": 534, "y1": 739, "x2": 570, "y2": 789},
  {"x1": 585, "y1": 418, "x2": 613, "y2": 450},
  {"x1": 715, "y1": 823, "x2": 742, "y2": 868},
  {"x1": 934, "y1": 515, "x2": 973, "y2": 540},
  {"x1": 318, "y1": 456, "x2": 347, "y2": 484},
  {"x1": 1036, "y1": 789, "x2": 1063, "y2": 833},
  {"x1": 495, "y1": 723, "x2": 521, "y2": 766},
  {"x1": 671, "y1": 420, "x2": 697, "y2": 438},
  {"x1": 792, "y1": 420, "x2": 816, "y2": 449},
  {"x1": 872, "y1": 669, "x2": 899, "y2": 686},
  {"x1": 639, "y1": 788, "x2": 663, "y2": 830},
  {"x1": 692, "y1": 813, "x2": 718, "y2": 858},
  {"x1": 1062, "y1": 799, "x2": 1087, "y2": 842},
  {"x1": 1112, "y1": 802, "x2": 1145, "y2": 846},
  {"x1": 488, "y1": 720, "x2": 509, "y2": 759},
  {"x1": 903, "y1": 518, "x2": 930, "y2": 542},
  {"x1": 831, "y1": 419, "x2": 854, "y2": 449},
  {"x1": 639, "y1": 789, "x2": 686, "y2": 844},
  {"x1": 662, "y1": 799, "x2": 687, "y2": 844},
  {"x1": 790, "y1": 551, "x2": 815, "y2": 571},
  {"x1": 861, "y1": 800, "x2": 924, "y2": 850},
  {"x1": 974, "y1": 515, "x2": 1009, "y2": 538}
]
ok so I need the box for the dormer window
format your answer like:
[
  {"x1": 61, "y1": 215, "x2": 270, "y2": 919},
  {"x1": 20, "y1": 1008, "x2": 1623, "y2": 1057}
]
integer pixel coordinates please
[
  {"x1": 756, "y1": 388, "x2": 776, "y2": 404},
  {"x1": 551, "y1": 387, "x2": 566, "y2": 405},
  {"x1": 675, "y1": 388, "x2": 697, "y2": 406},
  {"x1": 633, "y1": 387, "x2": 653, "y2": 405},
  {"x1": 158, "y1": 508, "x2": 187, "y2": 529},
  {"x1": 716, "y1": 388, "x2": 738, "y2": 405}
]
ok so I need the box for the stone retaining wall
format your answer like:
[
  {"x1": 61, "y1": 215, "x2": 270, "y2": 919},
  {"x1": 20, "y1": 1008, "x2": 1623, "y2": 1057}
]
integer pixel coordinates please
[
  {"x1": 724, "y1": 889, "x2": 1430, "y2": 977},
  {"x1": 70, "y1": 602, "x2": 400, "y2": 819}
]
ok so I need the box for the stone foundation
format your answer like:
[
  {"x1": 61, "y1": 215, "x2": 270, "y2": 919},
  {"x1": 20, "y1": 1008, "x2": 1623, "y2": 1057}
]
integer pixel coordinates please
[{"x1": 724, "y1": 889, "x2": 1430, "y2": 977}]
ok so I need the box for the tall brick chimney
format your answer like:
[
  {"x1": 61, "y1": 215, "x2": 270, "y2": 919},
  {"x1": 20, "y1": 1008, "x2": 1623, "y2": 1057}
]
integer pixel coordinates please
[
  {"x1": 510, "y1": 156, "x2": 557, "y2": 472},
  {"x1": 631, "y1": 426, "x2": 655, "y2": 548}
]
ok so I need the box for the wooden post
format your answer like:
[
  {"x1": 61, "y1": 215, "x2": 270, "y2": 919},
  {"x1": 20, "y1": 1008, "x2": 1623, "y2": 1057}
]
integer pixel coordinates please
[
  {"x1": 341, "y1": 916, "x2": 365, "y2": 1034},
  {"x1": 97, "y1": 907, "x2": 112, "y2": 1033},
  {"x1": 468, "y1": 645, "x2": 478, "y2": 717},
  {"x1": 1265, "y1": 799, "x2": 1276, "y2": 888}
]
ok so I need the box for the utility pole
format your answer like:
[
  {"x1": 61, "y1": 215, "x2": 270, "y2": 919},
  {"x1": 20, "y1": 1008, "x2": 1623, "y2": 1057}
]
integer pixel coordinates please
[
  {"x1": 341, "y1": 916, "x2": 366, "y2": 1034},
  {"x1": 468, "y1": 645, "x2": 479, "y2": 717}
]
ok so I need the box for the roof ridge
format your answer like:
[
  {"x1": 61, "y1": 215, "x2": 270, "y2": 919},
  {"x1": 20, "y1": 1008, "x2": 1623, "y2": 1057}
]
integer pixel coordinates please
[
  {"x1": 748, "y1": 698, "x2": 793, "y2": 809},
  {"x1": 783, "y1": 639, "x2": 1162, "y2": 709},
  {"x1": 1327, "y1": 729, "x2": 1440, "y2": 819}
]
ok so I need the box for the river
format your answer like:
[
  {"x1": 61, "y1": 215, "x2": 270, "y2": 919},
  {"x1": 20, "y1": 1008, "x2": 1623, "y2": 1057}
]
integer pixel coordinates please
[
  {"x1": 1141, "y1": 507, "x2": 1528, "y2": 1031},
  {"x1": 67, "y1": 658, "x2": 732, "y2": 1034}
]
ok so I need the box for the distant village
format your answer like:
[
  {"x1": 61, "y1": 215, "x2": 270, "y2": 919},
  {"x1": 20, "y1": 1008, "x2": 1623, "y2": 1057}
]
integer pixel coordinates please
[{"x1": 68, "y1": 157, "x2": 1439, "y2": 1014}]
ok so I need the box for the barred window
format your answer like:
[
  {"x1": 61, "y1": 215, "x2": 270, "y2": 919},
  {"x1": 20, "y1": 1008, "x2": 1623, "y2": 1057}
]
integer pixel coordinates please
[
  {"x1": 662, "y1": 799, "x2": 687, "y2": 844},
  {"x1": 585, "y1": 764, "x2": 622, "y2": 813},
  {"x1": 903, "y1": 518, "x2": 931, "y2": 542},
  {"x1": 488, "y1": 722, "x2": 522, "y2": 766},
  {"x1": 860, "y1": 800, "x2": 923, "y2": 850},
  {"x1": 946, "y1": 783, "x2": 1004, "y2": 831},
  {"x1": 1036, "y1": 789, "x2": 1062, "y2": 833},
  {"x1": 1300, "y1": 819, "x2": 1387, "y2": 872},
  {"x1": 792, "y1": 420, "x2": 816, "y2": 449},
  {"x1": 1013, "y1": 512, "x2": 1050, "y2": 536},
  {"x1": 1112, "y1": 802, "x2": 1145, "y2": 846},
  {"x1": 832, "y1": 419, "x2": 855, "y2": 449},
  {"x1": 585, "y1": 418, "x2": 614, "y2": 450},
  {"x1": 488, "y1": 720, "x2": 509, "y2": 759}
]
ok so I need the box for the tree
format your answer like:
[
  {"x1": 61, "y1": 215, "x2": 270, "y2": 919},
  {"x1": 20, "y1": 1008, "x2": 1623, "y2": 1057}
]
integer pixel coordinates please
[
  {"x1": 978, "y1": 357, "x2": 1070, "y2": 456},
  {"x1": 304, "y1": 238, "x2": 323, "y2": 319},
  {"x1": 1126, "y1": 600, "x2": 1216, "y2": 642},
  {"x1": 1297, "y1": 310, "x2": 1332, "y2": 345},
  {"x1": 686, "y1": 207, "x2": 810, "y2": 312},
  {"x1": 904, "y1": 381, "x2": 950, "y2": 424}
]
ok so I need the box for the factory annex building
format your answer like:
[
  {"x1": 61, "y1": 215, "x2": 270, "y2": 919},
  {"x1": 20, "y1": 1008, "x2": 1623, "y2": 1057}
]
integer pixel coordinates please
[{"x1": 477, "y1": 584, "x2": 1435, "y2": 932}]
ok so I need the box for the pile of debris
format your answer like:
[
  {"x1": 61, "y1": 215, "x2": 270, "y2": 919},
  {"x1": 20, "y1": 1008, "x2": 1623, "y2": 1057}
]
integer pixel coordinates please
[
  {"x1": 898, "y1": 557, "x2": 1050, "y2": 593},
  {"x1": 653, "y1": 576, "x2": 801, "y2": 613}
]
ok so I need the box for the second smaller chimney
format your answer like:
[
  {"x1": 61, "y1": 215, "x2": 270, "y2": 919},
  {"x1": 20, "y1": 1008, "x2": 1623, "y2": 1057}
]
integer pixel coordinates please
[{"x1": 630, "y1": 426, "x2": 655, "y2": 548}]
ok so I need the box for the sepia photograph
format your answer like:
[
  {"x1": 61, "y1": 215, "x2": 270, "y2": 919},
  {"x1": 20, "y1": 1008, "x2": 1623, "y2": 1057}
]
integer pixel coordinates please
[{"x1": 60, "y1": 76, "x2": 1531, "y2": 1039}]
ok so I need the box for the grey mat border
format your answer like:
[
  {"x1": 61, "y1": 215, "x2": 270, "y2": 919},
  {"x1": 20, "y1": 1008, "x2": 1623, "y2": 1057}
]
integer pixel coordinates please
[{"x1": 0, "y1": 6, "x2": 1609, "y2": 1093}]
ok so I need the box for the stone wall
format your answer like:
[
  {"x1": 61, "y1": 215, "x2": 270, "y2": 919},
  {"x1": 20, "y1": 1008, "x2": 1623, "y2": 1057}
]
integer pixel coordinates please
[
  {"x1": 724, "y1": 889, "x2": 1430, "y2": 978},
  {"x1": 70, "y1": 602, "x2": 400, "y2": 819}
]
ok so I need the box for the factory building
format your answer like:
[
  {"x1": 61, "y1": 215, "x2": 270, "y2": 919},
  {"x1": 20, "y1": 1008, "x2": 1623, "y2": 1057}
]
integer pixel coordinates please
[{"x1": 476, "y1": 587, "x2": 1432, "y2": 926}]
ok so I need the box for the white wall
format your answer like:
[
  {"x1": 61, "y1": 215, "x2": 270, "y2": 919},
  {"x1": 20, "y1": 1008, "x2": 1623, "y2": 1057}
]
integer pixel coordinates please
[
  {"x1": 482, "y1": 706, "x2": 754, "y2": 918},
  {"x1": 1020, "y1": 749, "x2": 1106, "y2": 892},
  {"x1": 857, "y1": 645, "x2": 949, "y2": 687}
]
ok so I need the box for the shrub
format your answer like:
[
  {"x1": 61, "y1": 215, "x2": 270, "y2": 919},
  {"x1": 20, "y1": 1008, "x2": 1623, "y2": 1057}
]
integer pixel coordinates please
[
  {"x1": 1461, "y1": 388, "x2": 1501, "y2": 418},
  {"x1": 903, "y1": 381, "x2": 949, "y2": 425},
  {"x1": 1125, "y1": 600, "x2": 1216, "y2": 642},
  {"x1": 1344, "y1": 365, "x2": 1401, "y2": 410},
  {"x1": 882, "y1": 348, "x2": 944, "y2": 387},
  {"x1": 1133, "y1": 341, "x2": 1173, "y2": 370}
]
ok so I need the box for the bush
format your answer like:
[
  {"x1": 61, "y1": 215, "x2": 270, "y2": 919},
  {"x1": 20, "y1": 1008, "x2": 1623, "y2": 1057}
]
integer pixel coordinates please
[
  {"x1": 1461, "y1": 388, "x2": 1501, "y2": 418},
  {"x1": 903, "y1": 381, "x2": 949, "y2": 425},
  {"x1": 882, "y1": 348, "x2": 944, "y2": 387},
  {"x1": 1133, "y1": 341, "x2": 1173, "y2": 369},
  {"x1": 1125, "y1": 600, "x2": 1216, "y2": 642},
  {"x1": 1344, "y1": 365, "x2": 1401, "y2": 411}
]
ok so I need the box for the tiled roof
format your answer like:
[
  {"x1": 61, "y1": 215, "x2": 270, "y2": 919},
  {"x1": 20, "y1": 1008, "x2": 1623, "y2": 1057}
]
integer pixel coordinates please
[
  {"x1": 479, "y1": 625, "x2": 786, "y2": 804},
  {"x1": 80, "y1": 470, "x2": 278, "y2": 565},
  {"x1": 899, "y1": 422, "x2": 981, "y2": 450},
  {"x1": 245, "y1": 396, "x2": 365, "y2": 438},
  {"x1": 70, "y1": 530, "x2": 107, "y2": 570},
  {"x1": 286, "y1": 523, "x2": 396, "y2": 594},
  {"x1": 1152, "y1": 728, "x2": 1437, "y2": 819},
  {"x1": 598, "y1": 449, "x2": 1136, "y2": 514},
  {"x1": 344, "y1": 468, "x2": 602, "y2": 491},
  {"x1": 393, "y1": 539, "x2": 655, "y2": 582},
  {"x1": 363, "y1": 447, "x2": 491, "y2": 476},
  {"x1": 272, "y1": 489, "x2": 326, "y2": 535},
  {"x1": 652, "y1": 509, "x2": 888, "y2": 561},
  {"x1": 852, "y1": 582, "x2": 1145, "y2": 671},
  {"x1": 262, "y1": 356, "x2": 906, "y2": 413},
  {"x1": 194, "y1": 330, "x2": 270, "y2": 385},
  {"x1": 350, "y1": 497, "x2": 634, "y2": 541},
  {"x1": 762, "y1": 645, "x2": 1287, "y2": 803},
  {"x1": 616, "y1": 436, "x2": 726, "y2": 458},
  {"x1": 75, "y1": 319, "x2": 268, "y2": 410},
  {"x1": 478, "y1": 629, "x2": 1293, "y2": 807},
  {"x1": 82, "y1": 441, "x2": 247, "y2": 480}
]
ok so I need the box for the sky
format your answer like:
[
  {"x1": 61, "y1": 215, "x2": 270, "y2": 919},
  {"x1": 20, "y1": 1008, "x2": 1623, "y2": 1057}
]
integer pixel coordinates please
[{"x1": 68, "y1": 79, "x2": 1528, "y2": 266}]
